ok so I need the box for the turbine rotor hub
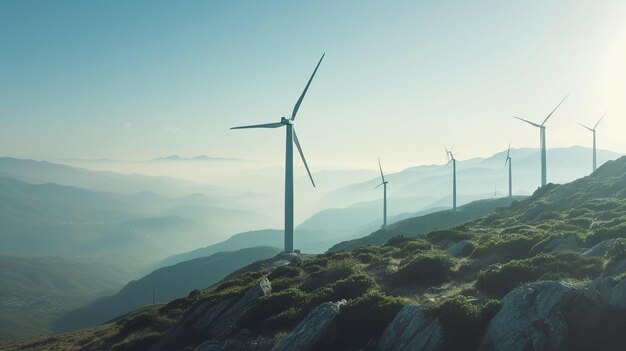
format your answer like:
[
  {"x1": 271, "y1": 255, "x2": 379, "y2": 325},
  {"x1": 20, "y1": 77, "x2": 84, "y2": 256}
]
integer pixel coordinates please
[{"x1": 281, "y1": 117, "x2": 294, "y2": 125}]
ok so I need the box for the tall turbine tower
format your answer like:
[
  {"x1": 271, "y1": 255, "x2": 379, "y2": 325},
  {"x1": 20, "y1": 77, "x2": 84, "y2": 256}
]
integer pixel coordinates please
[
  {"x1": 514, "y1": 94, "x2": 569, "y2": 187},
  {"x1": 375, "y1": 158, "x2": 389, "y2": 229},
  {"x1": 445, "y1": 146, "x2": 457, "y2": 211},
  {"x1": 579, "y1": 110, "x2": 608, "y2": 172},
  {"x1": 505, "y1": 144, "x2": 512, "y2": 198},
  {"x1": 231, "y1": 54, "x2": 324, "y2": 252}
]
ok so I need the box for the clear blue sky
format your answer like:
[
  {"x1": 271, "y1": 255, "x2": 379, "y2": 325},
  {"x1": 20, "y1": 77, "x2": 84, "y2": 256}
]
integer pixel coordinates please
[{"x1": 1, "y1": 0, "x2": 625, "y2": 170}]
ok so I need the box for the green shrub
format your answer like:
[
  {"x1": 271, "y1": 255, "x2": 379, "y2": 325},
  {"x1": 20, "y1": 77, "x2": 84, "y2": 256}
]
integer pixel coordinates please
[
  {"x1": 355, "y1": 252, "x2": 375, "y2": 263},
  {"x1": 434, "y1": 297, "x2": 501, "y2": 351},
  {"x1": 476, "y1": 252, "x2": 603, "y2": 297},
  {"x1": 331, "y1": 291, "x2": 406, "y2": 349},
  {"x1": 392, "y1": 251, "x2": 455, "y2": 286},
  {"x1": 238, "y1": 288, "x2": 308, "y2": 331},
  {"x1": 327, "y1": 274, "x2": 376, "y2": 300},
  {"x1": 426, "y1": 229, "x2": 471, "y2": 244},
  {"x1": 394, "y1": 240, "x2": 432, "y2": 258},
  {"x1": 300, "y1": 259, "x2": 359, "y2": 292},
  {"x1": 268, "y1": 265, "x2": 303, "y2": 280},
  {"x1": 587, "y1": 223, "x2": 626, "y2": 246},
  {"x1": 606, "y1": 238, "x2": 626, "y2": 265},
  {"x1": 386, "y1": 235, "x2": 415, "y2": 247},
  {"x1": 470, "y1": 235, "x2": 538, "y2": 260}
]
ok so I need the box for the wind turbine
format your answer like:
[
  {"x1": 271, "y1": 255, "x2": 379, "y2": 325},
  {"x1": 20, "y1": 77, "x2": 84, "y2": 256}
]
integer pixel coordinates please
[
  {"x1": 231, "y1": 54, "x2": 324, "y2": 252},
  {"x1": 504, "y1": 143, "x2": 512, "y2": 198},
  {"x1": 445, "y1": 145, "x2": 457, "y2": 211},
  {"x1": 375, "y1": 158, "x2": 389, "y2": 230},
  {"x1": 579, "y1": 110, "x2": 608, "y2": 172},
  {"x1": 514, "y1": 94, "x2": 569, "y2": 187}
]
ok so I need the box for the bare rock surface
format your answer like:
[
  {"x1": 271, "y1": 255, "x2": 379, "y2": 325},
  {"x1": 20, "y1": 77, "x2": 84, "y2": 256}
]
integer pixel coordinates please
[
  {"x1": 446, "y1": 239, "x2": 470, "y2": 257},
  {"x1": 378, "y1": 305, "x2": 444, "y2": 351},
  {"x1": 479, "y1": 281, "x2": 590, "y2": 351},
  {"x1": 582, "y1": 239, "x2": 614, "y2": 257},
  {"x1": 273, "y1": 300, "x2": 346, "y2": 351}
]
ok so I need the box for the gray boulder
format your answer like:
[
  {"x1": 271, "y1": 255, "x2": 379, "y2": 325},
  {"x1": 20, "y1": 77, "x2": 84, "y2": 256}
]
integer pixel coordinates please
[
  {"x1": 605, "y1": 258, "x2": 626, "y2": 277},
  {"x1": 273, "y1": 300, "x2": 346, "y2": 351},
  {"x1": 378, "y1": 305, "x2": 444, "y2": 351},
  {"x1": 479, "y1": 281, "x2": 592, "y2": 351},
  {"x1": 206, "y1": 277, "x2": 272, "y2": 338},
  {"x1": 582, "y1": 239, "x2": 614, "y2": 257},
  {"x1": 446, "y1": 240, "x2": 470, "y2": 257},
  {"x1": 588, "y1": 275, "x2": 626, "y2": 309}
]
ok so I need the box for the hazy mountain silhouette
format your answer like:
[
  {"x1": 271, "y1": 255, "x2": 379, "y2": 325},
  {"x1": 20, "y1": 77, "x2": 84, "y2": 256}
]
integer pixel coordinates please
[
  {"x1": 0, "y1": 177, "x2": 269, "y2": 262},
  {"x1": 0, "y1": 157, "x2": 228, "y2": 196}
]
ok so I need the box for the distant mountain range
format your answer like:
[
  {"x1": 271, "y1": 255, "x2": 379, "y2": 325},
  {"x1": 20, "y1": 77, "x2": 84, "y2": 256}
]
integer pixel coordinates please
[
  {"x1": 0, "y1": 177, "x2": 271, "y2": 262},
  {"x1": 0, "y1": 157, "x2": 230, "y2": 196},
  {"x1": 150, "y1": 155, "x2": 248, "y2": 162}
]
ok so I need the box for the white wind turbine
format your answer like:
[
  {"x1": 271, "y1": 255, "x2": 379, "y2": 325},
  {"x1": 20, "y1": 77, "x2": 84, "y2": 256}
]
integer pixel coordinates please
[
  {"x1": 231, "y1": 54, "x2": 324, "y2": 252},
  {"x1": 579, "y1": 110, "x2": 609, "y2": 172},
  {"x1": 375, "y1": 158, "x2": 389, "y2": 229},
  {"x1": 504, "y1": 143, "x2": 512, "y2": 198},
  {"x1": 514, "y1": 94, "x2": 569, "y2": 187},
  {"x1": 445, "y1": 145, "x2": 458, "y2": 211}
]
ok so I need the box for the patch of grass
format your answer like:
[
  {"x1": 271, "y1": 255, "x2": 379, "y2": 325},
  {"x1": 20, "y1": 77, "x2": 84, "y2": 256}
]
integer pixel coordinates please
[
  {"x1": 476, "y1": 252, "x2": 603, "y2": 297},
  {"x1": 392, "y1": 251, "x2": 455, "y2": 286},
  {"x1": 330, "y1": 291, "x2": 407, "y2": 350},
  {"x1": 433, "y1": 296, "x2": 501, "y2": 351}
]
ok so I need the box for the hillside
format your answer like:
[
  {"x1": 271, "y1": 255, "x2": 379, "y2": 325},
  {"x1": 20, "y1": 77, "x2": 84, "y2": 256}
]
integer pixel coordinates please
[
  {"x1": 5, "y1": 157, "x2": 626, "y2": 351},
  {"x1": 52, "y1": 247, "x2": 282, "y2": 334},
  {"x1": 329, "y1": 196, "x2": 524, "y2": 252},
  {"x1": 158, "y1": 228, "x2": 346, "y2": 268},
  {"x1": 0, "y1": 177, "x2": 269, "y2": 261},
  {"x1": 0, "y1": 256, "x2": 131, "y2": 341}
]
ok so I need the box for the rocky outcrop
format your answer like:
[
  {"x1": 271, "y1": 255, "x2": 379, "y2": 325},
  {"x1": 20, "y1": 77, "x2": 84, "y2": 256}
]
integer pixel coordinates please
[
  {"x1": 605, "y1": 258, "x2": 626, "y2": 277},
  {"x1": 378, "y1": 305, "x2": 444, "y2": 351},
  {"x1": 194, "y1": 339, "x2": 245, "y2": 351},
  {"x1": 588, "y1": 259, "x2": 626, "y2": 309},
  {"x1": 159, "y1": 277, "x2": 272, "y2": 350},
  {"x1": 446, "y1": 240, "x2": 470, "y2": 257},
  {"x1": 582, "y1": 239, "x2": 614, "y2": 257},
  {"x1": 479, "y1": 281, "x2": 593, "y2": 351},
  {"x1": 273, "y1": 300, "x2": 346, "y2": 351}
]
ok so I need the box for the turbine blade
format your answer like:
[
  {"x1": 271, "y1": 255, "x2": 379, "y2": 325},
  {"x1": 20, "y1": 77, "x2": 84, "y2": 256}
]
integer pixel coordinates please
[
  {"x1": 505, "y1": 157, "x2": 509, "y2": 167},
  {"x1": 292, "y1": 128, "x2": 315, "y2": 187},
  {"x1": 594, "y1": 109, "x2": 609, "y2": 129},
  {"x1": 291, "y1": 53, "x2": 325, "y2": 121},
  {"x1": 231, "y1": 122, "x2": 284, "y2": 129},
  {"x1": 541, "y1": 93, "x2": 569, "y2": 126},
  {"x1": 513, "y1": 116, "x2": 541, "y2": 128},
  {"x1": 505, "y1": 143, "x2": 511, "y2": 166},
  {"x1": 578, "y1": 123, "x2": 594, "y2": 132},
  {"x1": 375, "y1": 182, "x2": 384, "y2": 189},
  {"x1": 378, "y1": 157, "x2": 385, "y2": 182}
]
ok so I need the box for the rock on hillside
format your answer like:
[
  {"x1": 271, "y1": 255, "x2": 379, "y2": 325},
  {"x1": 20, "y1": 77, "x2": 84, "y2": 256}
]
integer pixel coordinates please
[{"x1": 378, "y1": 305, "x2": 444, "y2": 351}]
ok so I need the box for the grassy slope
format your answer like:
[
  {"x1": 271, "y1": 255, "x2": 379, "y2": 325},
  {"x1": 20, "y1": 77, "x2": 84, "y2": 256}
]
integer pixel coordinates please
[
  {"x1": 5, "y1": 157, "x2": 626, "y2": 351},
  {"x1": 329, "y1": 196, "x2": 524, "y2": 252}
]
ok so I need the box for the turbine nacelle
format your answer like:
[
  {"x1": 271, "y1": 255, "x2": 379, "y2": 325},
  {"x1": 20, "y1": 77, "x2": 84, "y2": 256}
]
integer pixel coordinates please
[{"x1": 281, "y1": 117, "x2": 294, "y2": 125}]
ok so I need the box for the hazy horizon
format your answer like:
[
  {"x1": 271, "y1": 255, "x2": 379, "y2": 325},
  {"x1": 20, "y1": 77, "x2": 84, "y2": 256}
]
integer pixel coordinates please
[{"x1": 2, "y1": 0, "x2": 626, "y2": 172}]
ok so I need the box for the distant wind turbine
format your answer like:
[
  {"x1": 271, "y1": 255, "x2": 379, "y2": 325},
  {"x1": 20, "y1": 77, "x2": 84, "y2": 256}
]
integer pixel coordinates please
[
  {"x1": 504, "y1": 143, "x2": 512, "y2": 198},
  {"x1": 231, "y1": 54, "x2": 324, "y2": 252},
  {"x1": 514, "y1": 94, "x2": 569, "y2": 187},
  {"x1": 445, "y1": 145, "x2": 458, "y2": 211},
  {"x1": 375, "y1": 158, "x2": 389, "y2": 229},
  {"x1": 579, "y1": 110, "x2": 608, "y2": 172}
]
